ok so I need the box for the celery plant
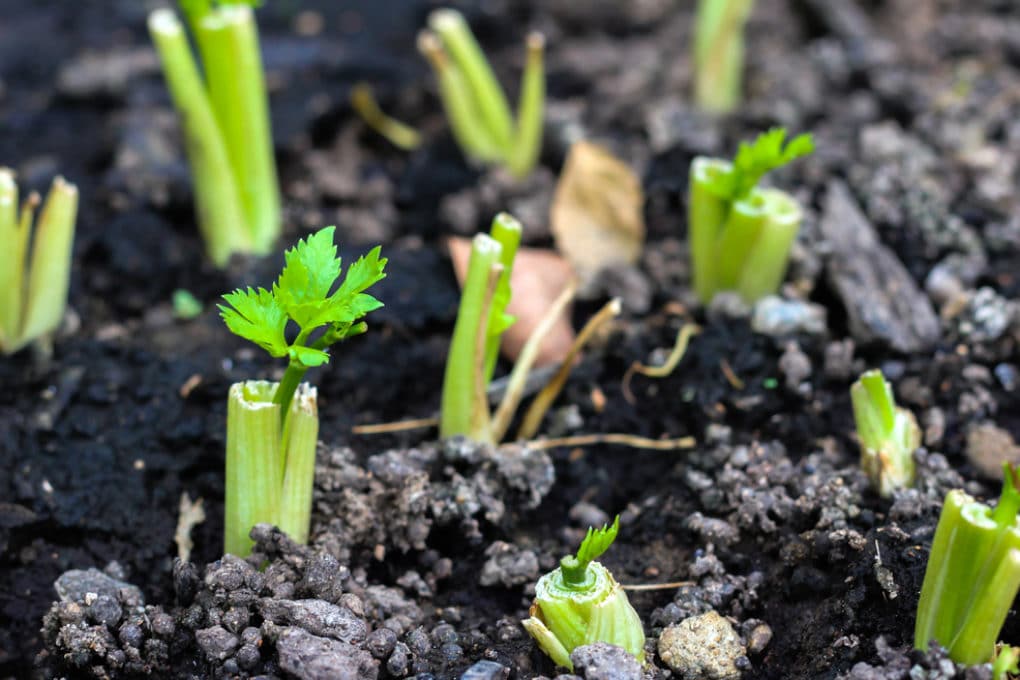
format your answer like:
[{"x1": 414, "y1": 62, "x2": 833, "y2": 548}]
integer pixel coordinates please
[
  {"x1": 688, "y1": 127, "x2": 813, "y2": 304},
  {"x1": 0, "y1": 169, "x2": 78, "y2": 355},
  {"x1": 418, "y1": 9, "x2": 545, "y2": 178},
  {"x1": 693, "y1": 0, "x2": 755, "y2": 114},
  {"x1": 915, "y1": 465, "x2": 1020, "y2": 665},
  {"x1": 523, "y1": 517, "x2": 646, "y2": 670},
  {"x1": 850, "y1": 369, "x2": 920, "y2": 498},
  {"x1": 148, "y1": 0, "x2": 279, "y2": 267},
  {"x1": 219, "y1": 227, "x2": 386, "y2": 555}
]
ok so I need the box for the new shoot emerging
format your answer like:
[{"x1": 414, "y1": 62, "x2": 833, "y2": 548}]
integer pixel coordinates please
[
  {"x1": 694, "y1": 0, "x2": 756, "y2": 114},
  {"x1": 219, "y1": 227, "x2": 386, "y2": 555},
  {"x1": 148, "y1": 0, "x2": 280, "y2": 267},
  {"x1": 688, "y1": 127, "x2": 813, "y2": 304},
  {"x1": 915, "y1": 464, "x2": 1020, "y2": 665},
  {"x1": 418, "y1": 9, "x2": 545, "y2": 178},
  {"x1": 850, "y1": 369, "x2": 920, "y2": 498},
  {"x1": 523, "y1": 517, "x2": 646, "y2": 670},
  {"x1": 0, "y1": 169, "x2": 79, "y2": 355}
]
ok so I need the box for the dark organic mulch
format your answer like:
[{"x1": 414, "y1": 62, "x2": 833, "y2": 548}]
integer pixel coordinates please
[{"x1": 2, "y1": 0, "x2": 1020, "y2": 679}]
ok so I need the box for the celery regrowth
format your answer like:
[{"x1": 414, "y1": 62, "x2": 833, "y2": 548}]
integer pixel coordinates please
[
  {"x1": 0, "y1": 169, "x2": 79, "y2": 355},
  {"x1": 915, "y1": 464, "x2": 1020, "y2": 665},
  {"x1": 219, "y1": 227, "x2": 386, "y2": 554},
  {"x1": 850, "y1": 369, "x2": 920, "y2": 497},
  {"x1": 148, "y1": 0, "x2": 280, "y2": 267},
  {"x1": 693, "y1": 0, "x2": 755, "y2": 114},
  {"x1": 688, "y1": 127, "x2": 813, "y2": 303},
  {"x1": 523, "y1": 517, "x2": 646, "y2": 670},
  {"x1": 418, "y1": 9, "x2": 545, "y2": 178}
]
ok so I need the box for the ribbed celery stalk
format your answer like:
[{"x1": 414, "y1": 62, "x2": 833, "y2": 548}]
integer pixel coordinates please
[
  {"x1": 148, "y1": 9, "x2": 249, "y2": 267},
  {"x1": 507, "y1": 33, "x2": 545, "y2": 178},
  {"x1": 713, "y1": 191, "x2": 766, "y2": 291},
  {"x1": 192, "y1": 4, "x2": 279, "y2": 254},
  {"x1": 688, "y1": 158, "x2": 730, "y2": 303},
  {"x1": 440, "y1": 234, "x2": 503, "y2": 443},
  {"x1": 278, "y1": 384, "x2": 320, "y2": 545},
  {"x1": 483, "y1": 213, "x2": 521, "y2": 382},
  {"x1": 850, "y1": 369, "x2": 919, "y2": 497},
  {"x1": 430, "y1": 9, "x2": 514, "y2": 156},
  {"x1": 736, "y1": 189, "x2": 801, "y2": 301},
  {"x1": 693, "y1": 0, "x2": 755, "y2": 114},
  {"x1": 0, "y1": 169, "x2": 23, "y2": 350}
]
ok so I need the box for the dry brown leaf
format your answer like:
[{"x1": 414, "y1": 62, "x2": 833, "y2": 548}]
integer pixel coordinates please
[
  {"x1": 550, "y1": 141, "x2": 645, "y2": 290},
  {"x1": 448, "y1": 237, "x2": 575, "y2": 367}
]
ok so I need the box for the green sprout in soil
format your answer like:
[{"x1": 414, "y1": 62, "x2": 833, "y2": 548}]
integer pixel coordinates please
[
  {"x1": 218, "y1": 227, "x2": 386, "y2": 556},
  {"x1": 688, "y1": 127, "x2": 813, "y2": 304},
  {"x1": 915, "y1": 464, "x2": 1020, "y2": 665},
  {"x1": 850, "y1": 369, "x2": 920, "y2": 498},
  {"x1": 418, "y1": 9, "x2": 545, "y2": 178},
  {"x1": 0, "y1": 169, "x2": 79, "y2": 355},
  {"x1": 148, "y1": 0, "x2": 280, "y2": 267},
  {"x1": 522, "y1": 517, "x2": 646, "y2": 670},
  {"x1": 694, "y1": 0, "x2": 755, "y2": 114},
  {"x1": 994, "y1": 644, "x2": 1020, "y2": 680}
]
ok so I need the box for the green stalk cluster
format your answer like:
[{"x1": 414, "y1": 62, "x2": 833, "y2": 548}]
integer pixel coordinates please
[
  {"x1": 688, "y1": 127, "x2": 813, "y2": 304},
  {"x1": 148, "y1": 1, "x2": 279, "y2": 267},
  {"x1": 850, "y1": 369, "x2": 920, "y2": 498},
  {"x1": 693, "y1": 0, "x2": 755, "y2": 114},
  {"x1": 0, "y1": 169, "x2": 79, "y2": 355},
  {"x1": 440, "y1": 213, "x2": 521, "y2": 444},
  {"x1": 418, "y1": 9, "x2": 545, "y2": 178},
  {"x1": 523, "y1": 518, "x2": 645, "y2": 670},
  {"x1": 915, "y1": 465, "x2": 1020, "y2": 665},
  {"x1": 219, "y1": 227, "x2": 386, "y2": 554}
]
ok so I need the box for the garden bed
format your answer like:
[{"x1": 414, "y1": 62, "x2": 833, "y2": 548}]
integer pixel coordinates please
[{"x1": 2, "y1": 1, "x2": 1020, "y2": 678}]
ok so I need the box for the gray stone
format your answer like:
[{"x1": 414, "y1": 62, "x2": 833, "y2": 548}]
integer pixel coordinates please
[
  {"x1": 658, "y1": 610, "x2": 745, "y2": 680},
  {"x1": 54, "y1": 568, "x2": 143, "y2": 606},
  {"x1": 570, "y1": 642, "x2": 642, "y2": 680},
  {"x1": 460, "y1": 659, "x2": 511, "y2": 680},
  {"x1": 258, "y1": 598, "x2": 368, "y2": 644},
  {"x1": 819, "y1": 180, "x2": 939, "y2": 352},
  {"x1": 276, "y1": 627, "x2": 378, "y2": 680},
  {"x1": 750, "y1": 296, "x2": 827, "y2": 337},
  {"x1": 195, "y1": 625, "x2": 239, "y2": 662},
  {"x1": 479, "y1": 542, "x2": 540, "y2": 588}
]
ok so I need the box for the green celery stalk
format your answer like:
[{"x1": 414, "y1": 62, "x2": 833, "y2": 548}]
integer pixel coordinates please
[
  {"x1": 277, "y1": 383, "x2": 320, "y2": 546},
  {"x1": 192, "y1": 4, "x2": 280, "y2": 254},
  {"x1": 693, "y1": 0, "x2": 755, "y2": 114},
  {"x1": 225, "y1": 381, "x2": 284, "y2": 556},
  {"x1": 736, "y1": 188, "x2": 801, "y2": 302},
  {"x1": 0, "y1": 170, "x2": 24, "y2": 351},
  {"x1": 440, "y1": 233, "x2": 503, "y2": 443},
  {"x1": 915, "y1": 490, "x2": 970, "y2": 651},
  {"x1": 483, "y1": 213, "x2": 521, "y2": 383},
  {"x1": 148, "y1": 8, "x2": 250, "y2": 267},
  {"x1": 507, "y1": 32, "x2": 545, "y2": 178},
  {"x1": 714, "y1": 190, "x2": 767, "y2": 291},
  {"x1": 19, "y1": 177, "x2": 78, "y2": 349},
  {"x1": 430, "y1": 9, "x2": 514, "y2": 156},
  {"x1": 688, "y1": 157, "x2": 731, "y2": 303},
  {"x1": 851, "y1": 369, "x2": 919, "y2": 497}
]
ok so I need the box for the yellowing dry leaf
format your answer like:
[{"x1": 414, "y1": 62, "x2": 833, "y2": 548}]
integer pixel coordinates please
[
  {"x1": 550, "y1": 141, "x2": 644, "y2": 290},
  {"x1": 448, "y1": 237, "x2": 575, "y2": 367}
]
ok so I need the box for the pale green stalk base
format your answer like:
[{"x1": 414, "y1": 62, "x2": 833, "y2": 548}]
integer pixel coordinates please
[
  {"x1": 440, "y1": 234, "x2": 503, "y2": 443},
  {"x1": 851, "y1": 369, "x2": 919, "y2": 498},
  {"x1": 915, "y1": 481, "x2": 1020, "y2": 665},
  {"x1": 350, "y1": 83, "x2": 423, "y2": 151},
  {"x1": 524, "y1": 562, "x2": 645, "y2": 670},
  {"x1": 688, "y1": 157, "x2": 803, "y2": 304},
  {"x1": 193, "y1": 5, "x2": 280, "y2": 254},
  {"x1": 430, "y1": 9, "x2": 514, "y2": 155},
  {"x1": 225, "y1": 380, "x2": 319, "y2": 556},
  {"x1": 0, "y1": 172, "x2": 78, "y2": 355},
  {"x1": 694, "y1": 0, "x2": 755, "y2": 114},
  {"x1": 149, "y1": 9, "x2": 250, "y2": 267}
]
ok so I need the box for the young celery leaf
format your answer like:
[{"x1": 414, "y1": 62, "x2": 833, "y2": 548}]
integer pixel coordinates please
[
  {"x1": 219, "y1": 287, "x2": 289, "y2": 357},
  {"x1": 705, "y1": 128, "x2": 814, "y2": 203},
  {"x1": 273, "y1": 226, "x2": 343, "y2": 328},
  {"x1": 574, "y1": 516, "x2": 621, "y2": 569}
]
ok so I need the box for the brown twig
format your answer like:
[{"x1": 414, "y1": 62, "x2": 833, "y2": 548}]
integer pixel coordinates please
[
  {"x1": 520, "y1": 433, "x2": 696, "y2": 451},
  {"x1": 622, "y1": 322, "x2": 701, "y2": 404},
  {"x1": 352, "y1": 417, "x2": 439, "y2": 435}
]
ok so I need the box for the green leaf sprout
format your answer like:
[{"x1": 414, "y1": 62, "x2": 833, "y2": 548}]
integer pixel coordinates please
[
  {"x1": 994, "y1": 644, "x2": 1020, "y2": 680},
  {"x1": 148, "y1": 0, "x2": 279, "y2": 267},
  {"x1": 850, "y1": 369, "x2": 920, "y2": 498},
  {"x1": 218, "y1": 227, "x2": 386, "y2": 555},
  {"x1": 523, "y1": 516, "x2": 645, "y2": 670},
  {"x1": 418, "y1": 9, "x2": 545, "y2": 178},
  {"x1": 915, "y1": 464, "x2": 1020, "y2": 665},
  {"x1": 688, "y1": 127, "x2": 813, "y2": 303},
  {"x1": 0, "y1": 169, "x2": 79, "y2": 356}
]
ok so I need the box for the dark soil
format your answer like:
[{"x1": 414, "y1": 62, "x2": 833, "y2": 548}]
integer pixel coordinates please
[{"x1": 2, "y1": 0, "x2": 1020, "y2": 679}]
